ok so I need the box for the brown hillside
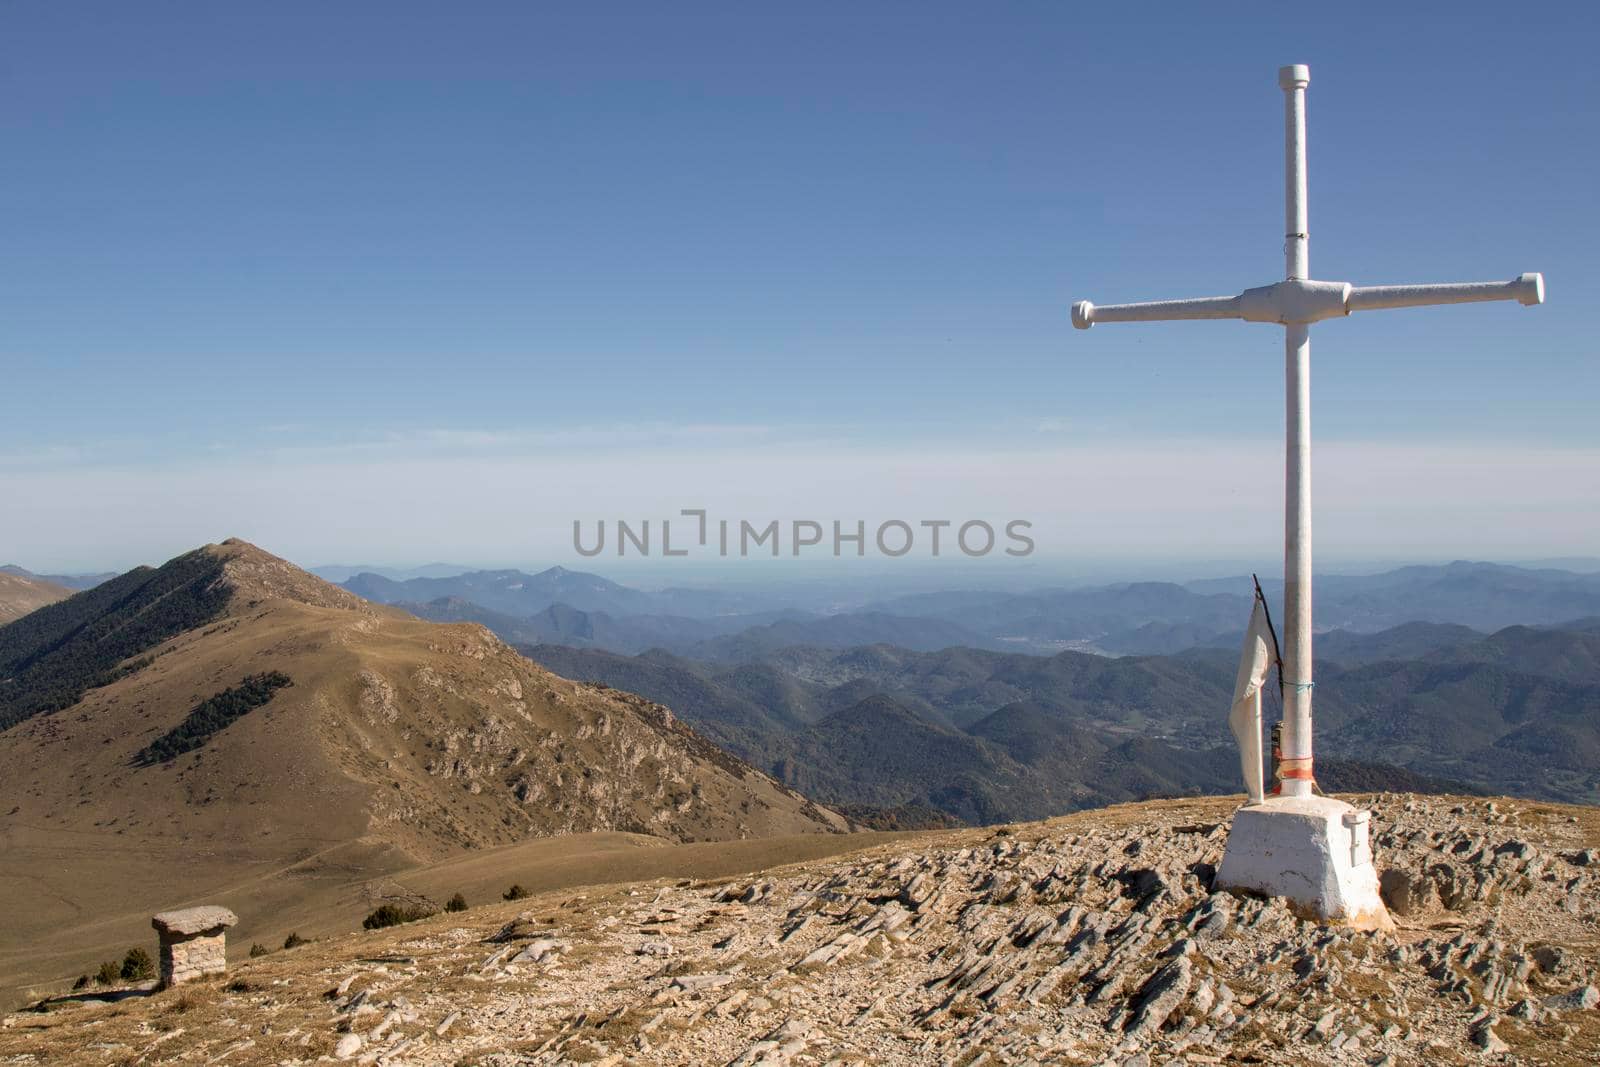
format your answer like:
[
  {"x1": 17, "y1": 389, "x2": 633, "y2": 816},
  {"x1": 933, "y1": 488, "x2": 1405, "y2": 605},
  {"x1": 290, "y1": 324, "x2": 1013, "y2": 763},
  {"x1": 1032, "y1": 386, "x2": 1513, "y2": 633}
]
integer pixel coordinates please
[
  {"x1": 0, "y1": 540, "x2": 845, "y2": 1000},
  {"x1": 0, "y1": 572, "x2": 72, "y2": 624},
  {"x1": 0, "y1": 538, "x2": 844, "y2": 851}
]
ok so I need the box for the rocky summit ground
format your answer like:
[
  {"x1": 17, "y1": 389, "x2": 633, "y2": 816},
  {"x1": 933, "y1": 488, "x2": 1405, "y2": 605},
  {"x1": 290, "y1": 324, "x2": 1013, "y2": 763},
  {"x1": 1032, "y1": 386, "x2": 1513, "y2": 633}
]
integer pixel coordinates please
[{"x1": 3, "y1": 794, "x2": 1598, "y2": 1066}]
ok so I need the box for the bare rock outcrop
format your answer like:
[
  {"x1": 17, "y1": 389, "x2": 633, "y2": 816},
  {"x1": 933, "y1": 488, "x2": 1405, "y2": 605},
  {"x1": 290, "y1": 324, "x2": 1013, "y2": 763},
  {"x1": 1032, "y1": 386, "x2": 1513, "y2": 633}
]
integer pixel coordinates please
[{"x1": 5, "y1": 794, "x2": 1596, "y2": 1065}]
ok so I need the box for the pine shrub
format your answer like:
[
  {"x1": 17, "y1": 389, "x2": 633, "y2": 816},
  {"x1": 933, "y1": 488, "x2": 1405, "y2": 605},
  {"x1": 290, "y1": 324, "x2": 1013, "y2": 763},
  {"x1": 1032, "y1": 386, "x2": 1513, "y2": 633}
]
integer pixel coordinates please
[
  {"x1": 361, "y1": 903, "x2": 436, "y2": 930},
  {"x1": 120, "y1": 947, "x2": 155, "y2": 981}
]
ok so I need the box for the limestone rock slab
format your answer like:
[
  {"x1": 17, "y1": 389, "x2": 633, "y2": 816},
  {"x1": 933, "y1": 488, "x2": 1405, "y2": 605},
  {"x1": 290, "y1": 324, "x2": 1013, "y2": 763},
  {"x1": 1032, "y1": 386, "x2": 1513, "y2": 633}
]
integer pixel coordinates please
[{"x1": 152, "y1": 906, "x2": 238, "y2": 937}]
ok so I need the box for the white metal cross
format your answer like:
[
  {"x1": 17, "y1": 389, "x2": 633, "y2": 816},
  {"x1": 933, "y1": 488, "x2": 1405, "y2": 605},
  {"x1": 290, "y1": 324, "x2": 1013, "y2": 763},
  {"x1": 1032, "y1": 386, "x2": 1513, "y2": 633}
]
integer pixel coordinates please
[{"x1": 1071, "y1": 65, "x2": 1544, "y2": 799}]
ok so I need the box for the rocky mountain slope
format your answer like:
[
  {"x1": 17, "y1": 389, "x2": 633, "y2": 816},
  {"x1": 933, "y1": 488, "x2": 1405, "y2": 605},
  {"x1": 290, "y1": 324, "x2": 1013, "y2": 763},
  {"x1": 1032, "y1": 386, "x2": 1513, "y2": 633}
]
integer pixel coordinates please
[
  {"x1": 533, "y1": 618, "x2": 1600, "y2": 817},
  {"x1": 0, "y1": 571, "x2": 72, "y2": 624},
  {"x1": 0, "y1": 540, "x2": 841, "y2": 853},
  {"x1": 525, "y1": 643, "x2": 1481, "y2": 824},
  {"x1": 5, "y1": 793, "x2": 1596, "y2": 1065},
  {"x1": 0, "y1": 540, "x2": 844, "y2": 1001}
]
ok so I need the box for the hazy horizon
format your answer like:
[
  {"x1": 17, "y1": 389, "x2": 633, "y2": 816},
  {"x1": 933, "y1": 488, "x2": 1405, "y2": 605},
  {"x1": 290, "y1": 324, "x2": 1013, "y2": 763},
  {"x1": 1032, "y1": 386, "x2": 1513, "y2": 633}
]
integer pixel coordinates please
[{"x1": 12, "y1": 539, "x2": 1600, "y2": 595}]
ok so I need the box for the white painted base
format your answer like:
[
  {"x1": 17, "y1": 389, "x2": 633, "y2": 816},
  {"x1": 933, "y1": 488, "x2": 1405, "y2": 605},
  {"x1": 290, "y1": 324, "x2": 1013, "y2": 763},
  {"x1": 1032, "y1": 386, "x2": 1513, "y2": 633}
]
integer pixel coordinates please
[{"x1": 1214, "y1": 795, "x2": 1394, "y2": 931}]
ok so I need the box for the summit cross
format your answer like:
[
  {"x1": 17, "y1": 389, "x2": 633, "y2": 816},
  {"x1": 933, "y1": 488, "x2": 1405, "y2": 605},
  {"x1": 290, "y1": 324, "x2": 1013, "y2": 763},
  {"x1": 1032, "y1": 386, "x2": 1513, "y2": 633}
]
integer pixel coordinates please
[{"x1": 1071, "y1": 64, "x2": 1545, "y2": 927}]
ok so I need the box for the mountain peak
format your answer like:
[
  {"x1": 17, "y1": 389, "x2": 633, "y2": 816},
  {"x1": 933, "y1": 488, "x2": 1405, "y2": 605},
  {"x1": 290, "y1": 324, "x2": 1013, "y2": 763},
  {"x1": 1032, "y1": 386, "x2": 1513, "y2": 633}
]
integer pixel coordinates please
[
  {"x1": 1, "y1": 539, "x2": 847, "y2": 922},
  {"x1": 207, "y1": 539, "x2": 370, "y2": 612}
]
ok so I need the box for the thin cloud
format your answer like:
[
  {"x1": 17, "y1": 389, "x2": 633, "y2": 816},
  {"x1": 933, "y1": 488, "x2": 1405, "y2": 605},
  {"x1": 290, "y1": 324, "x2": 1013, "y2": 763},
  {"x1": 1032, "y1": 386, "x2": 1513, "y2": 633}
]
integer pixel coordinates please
[{"x1": 3, "y1": 436, "x2": 1595, "y2": 572}]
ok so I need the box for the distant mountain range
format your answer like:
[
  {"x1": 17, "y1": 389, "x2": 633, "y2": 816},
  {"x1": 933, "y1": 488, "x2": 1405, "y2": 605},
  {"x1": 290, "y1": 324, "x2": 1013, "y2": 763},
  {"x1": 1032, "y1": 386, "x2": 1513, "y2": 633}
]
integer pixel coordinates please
[
  {"x1": 0, "y1": 564, "x2": 116, "y2": 592},
  {"x1": 344, "y1": 565, "x2": 777, "y2": 620},
  {"x1": 345, "y1": 565, "x2": 658, "y2": 617},
  {"x1": 12, "y1": 557, "x2": 1598, "y2": 645},
  {"x1": 354, "y1": 570, "x2": 1003, "y2": 656},
  {"x1": 526, "y1": 616, "x2": 1600, "y2": 823},
  {"x1": 872, "y1": 561, "x2": 1600, "y2": 653},
  {"x1": 309, "y1": 562, "x2": 475, "y2": 583},
  {"x1": 390, "y1": 597, "x2": 793, "y2": 652},
  {"x1": 526, "y1": 642, "x2": 1253, "y2": 824},
  {"x1": 343, "y1": 560, "x2": 1600, "y2": 660},
  {"x1": 1193, "y1": 561, "x2": 1600, "y2": 633}
]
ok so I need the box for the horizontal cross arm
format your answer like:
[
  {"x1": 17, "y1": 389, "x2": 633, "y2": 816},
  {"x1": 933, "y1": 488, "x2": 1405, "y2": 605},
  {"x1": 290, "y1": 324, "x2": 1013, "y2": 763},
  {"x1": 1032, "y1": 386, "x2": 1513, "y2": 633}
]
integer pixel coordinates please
[
  {"x1": 1345, "y1": 273, "x2": 1543, "y2": 314},
  {"x1": 1071, "y1": 294, "x2": 1242, "y2": 330}
]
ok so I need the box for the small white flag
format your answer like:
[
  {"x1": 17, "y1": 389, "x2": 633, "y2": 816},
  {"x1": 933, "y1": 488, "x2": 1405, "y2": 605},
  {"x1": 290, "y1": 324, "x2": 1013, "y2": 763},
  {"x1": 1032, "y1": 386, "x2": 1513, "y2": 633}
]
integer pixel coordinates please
[{"x1": 1229, "y1": 595, "x2": 1275, "y2": 804}]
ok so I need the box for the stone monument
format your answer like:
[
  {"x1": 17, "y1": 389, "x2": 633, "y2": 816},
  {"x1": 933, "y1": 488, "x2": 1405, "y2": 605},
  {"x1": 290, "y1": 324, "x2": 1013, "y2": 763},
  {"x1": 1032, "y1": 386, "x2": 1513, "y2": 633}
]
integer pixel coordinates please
[{"x1": 151, "y1": 905, "x2": 238, "y2": 989}]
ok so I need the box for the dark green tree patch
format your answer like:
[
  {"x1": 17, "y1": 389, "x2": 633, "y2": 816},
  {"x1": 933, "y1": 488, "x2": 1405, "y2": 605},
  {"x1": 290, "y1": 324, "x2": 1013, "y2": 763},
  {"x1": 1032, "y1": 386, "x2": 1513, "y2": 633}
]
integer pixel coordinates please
[
  {"x1": 362, "y1": 903, "x2": 436, "y2": 930},
  {"x1": 134, "y1": 672, "x2": 292, "y2": 766},
  {"x1": 0, "y1": 549, "x2": 235, "y2": 732}
]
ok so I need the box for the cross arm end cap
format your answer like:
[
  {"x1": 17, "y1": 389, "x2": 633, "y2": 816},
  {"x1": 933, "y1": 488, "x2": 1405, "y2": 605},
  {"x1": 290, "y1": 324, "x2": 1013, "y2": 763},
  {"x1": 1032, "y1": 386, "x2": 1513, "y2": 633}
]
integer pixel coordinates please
[
  {"x1": 1278, "y1": 64, "x2": 1310, "y2": 89},
  {"x1": 1516, "y1": 272, "x2": 1545, "y2": 306},
  {"x1": 1071, "y1": 300, "x2": 1094, "y2": 330}
]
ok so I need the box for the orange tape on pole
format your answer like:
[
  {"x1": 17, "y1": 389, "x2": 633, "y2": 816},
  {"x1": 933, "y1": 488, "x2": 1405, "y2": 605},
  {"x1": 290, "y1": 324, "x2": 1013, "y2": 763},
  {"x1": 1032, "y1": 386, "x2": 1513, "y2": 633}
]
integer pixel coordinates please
[{"x1": 1279, "y1": 755, "x2": 1314, "y2": 781}]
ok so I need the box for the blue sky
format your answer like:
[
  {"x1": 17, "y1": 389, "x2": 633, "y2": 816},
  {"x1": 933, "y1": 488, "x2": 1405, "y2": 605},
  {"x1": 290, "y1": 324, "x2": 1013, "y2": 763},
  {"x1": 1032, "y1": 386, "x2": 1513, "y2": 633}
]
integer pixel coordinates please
[{"x1": 3, "y1": 3, "x2": 1597, "y2": 572}]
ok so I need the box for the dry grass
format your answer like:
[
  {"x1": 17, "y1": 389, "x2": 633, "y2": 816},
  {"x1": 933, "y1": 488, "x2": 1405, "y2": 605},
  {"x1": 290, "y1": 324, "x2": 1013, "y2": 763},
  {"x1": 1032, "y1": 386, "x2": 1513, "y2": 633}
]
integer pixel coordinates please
[
  {"x1": 0, "y1": 572, "x2": 72, "y2": 624},
  {"x1": 0, "y1": 551, "x2": 854, "y2": 1005}
]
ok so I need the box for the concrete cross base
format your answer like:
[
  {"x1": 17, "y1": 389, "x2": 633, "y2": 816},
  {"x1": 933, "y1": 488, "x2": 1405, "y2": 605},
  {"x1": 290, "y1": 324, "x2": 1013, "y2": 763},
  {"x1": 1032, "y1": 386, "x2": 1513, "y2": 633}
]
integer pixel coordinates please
[{"x1": 1214, "y1": 795, "x2": 1394, "y2": 931}]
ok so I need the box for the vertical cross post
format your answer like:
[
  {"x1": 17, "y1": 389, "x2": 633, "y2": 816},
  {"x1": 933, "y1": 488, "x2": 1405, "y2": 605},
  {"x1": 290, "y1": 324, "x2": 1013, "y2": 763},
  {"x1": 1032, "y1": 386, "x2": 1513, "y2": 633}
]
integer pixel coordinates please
[
  {"x1": 1279, "y1": 64, "x2": 1314, "y2": 797},
  {"x1": 1067, "y1": 62, "x2": 1543, "y2": 927},
  {"x1": 1283, "y1": 64, "x2": 1310, "y2": 281}
]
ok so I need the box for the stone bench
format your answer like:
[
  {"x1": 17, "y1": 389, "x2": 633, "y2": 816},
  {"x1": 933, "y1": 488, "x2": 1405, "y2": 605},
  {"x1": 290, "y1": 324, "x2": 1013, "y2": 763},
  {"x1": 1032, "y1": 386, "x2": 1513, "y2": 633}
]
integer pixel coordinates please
[{"x1": 151, "y1": 906, "x2": 237, "y2": 989}]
